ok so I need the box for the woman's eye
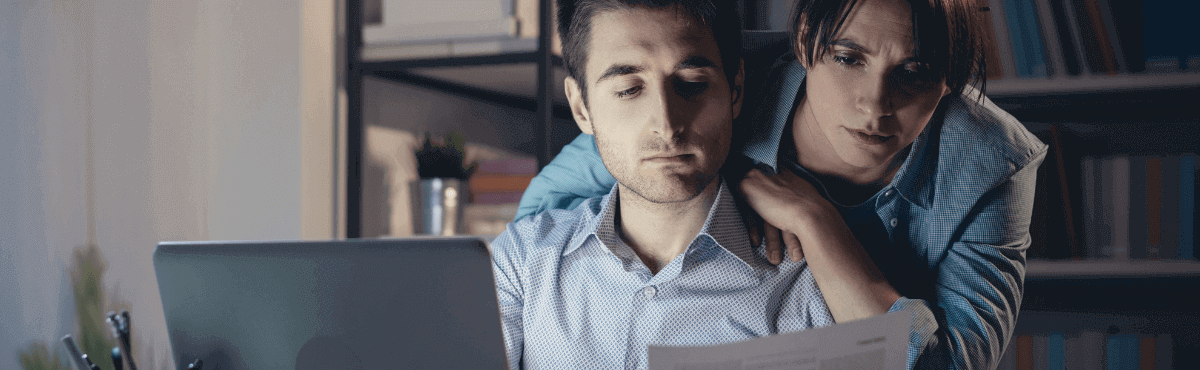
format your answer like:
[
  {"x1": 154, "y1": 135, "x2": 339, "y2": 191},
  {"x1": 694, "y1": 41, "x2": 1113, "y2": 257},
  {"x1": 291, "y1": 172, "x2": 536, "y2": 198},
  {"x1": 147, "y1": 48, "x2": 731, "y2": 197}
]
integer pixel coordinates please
[
  {"x1": 615, "y1": 85, "x2": 642, "y2": 99},
  {"x1": 832, "y1": 54, "x2": 861, "y2": 67}
]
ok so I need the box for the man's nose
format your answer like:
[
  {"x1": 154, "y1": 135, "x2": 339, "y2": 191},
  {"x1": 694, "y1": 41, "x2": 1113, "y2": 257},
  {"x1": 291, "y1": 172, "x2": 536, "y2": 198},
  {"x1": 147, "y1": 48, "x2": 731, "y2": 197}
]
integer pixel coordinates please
[{"x1": 647, "y1": 85, "x2": 686, "y2": 140}]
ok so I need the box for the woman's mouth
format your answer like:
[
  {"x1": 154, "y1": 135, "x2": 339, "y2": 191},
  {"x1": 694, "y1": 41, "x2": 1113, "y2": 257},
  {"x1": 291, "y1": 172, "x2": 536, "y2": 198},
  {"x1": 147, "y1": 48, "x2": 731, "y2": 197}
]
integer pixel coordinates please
[{"x1": 846, "y1": 128, "x2": 893, "y2": 145}]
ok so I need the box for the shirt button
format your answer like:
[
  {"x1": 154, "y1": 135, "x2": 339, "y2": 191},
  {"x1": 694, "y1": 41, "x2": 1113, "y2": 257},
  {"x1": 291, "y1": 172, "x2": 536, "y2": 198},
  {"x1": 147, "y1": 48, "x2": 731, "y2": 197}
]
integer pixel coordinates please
[
  {"x1": 885, "y1": 188, "x2": 895, "y2": 197},
  {"x1": 890, "y1": 218, "x2": 899, "y2": 227},
  {"x1": 641, "y1": 286, "x2": 658, "y2": 298}
]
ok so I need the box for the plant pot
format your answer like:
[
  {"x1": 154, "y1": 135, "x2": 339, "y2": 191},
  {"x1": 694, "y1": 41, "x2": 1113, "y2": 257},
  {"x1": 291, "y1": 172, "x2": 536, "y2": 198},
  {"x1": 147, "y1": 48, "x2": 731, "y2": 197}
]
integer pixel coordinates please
[{"x1": 410, "y1": 177, "x2": 468, "y2": 236}]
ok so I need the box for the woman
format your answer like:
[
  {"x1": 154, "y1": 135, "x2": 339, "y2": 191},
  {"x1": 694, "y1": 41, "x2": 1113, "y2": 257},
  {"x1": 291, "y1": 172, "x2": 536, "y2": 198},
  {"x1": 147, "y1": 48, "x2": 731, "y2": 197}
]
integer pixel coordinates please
[{"x1": 518, "y1": 0, "x2": 1045, "y2": 368}]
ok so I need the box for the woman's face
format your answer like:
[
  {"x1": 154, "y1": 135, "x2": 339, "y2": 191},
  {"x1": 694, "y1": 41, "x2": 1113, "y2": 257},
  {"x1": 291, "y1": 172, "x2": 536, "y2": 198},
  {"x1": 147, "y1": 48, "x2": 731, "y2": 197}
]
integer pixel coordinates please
[{"x1": 796, "y1": 0, "x2": 952, "y2": 175}]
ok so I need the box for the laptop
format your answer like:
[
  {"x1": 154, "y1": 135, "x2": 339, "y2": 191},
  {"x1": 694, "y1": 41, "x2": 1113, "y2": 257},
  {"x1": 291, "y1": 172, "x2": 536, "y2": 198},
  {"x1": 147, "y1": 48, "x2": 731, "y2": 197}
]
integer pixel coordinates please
[{"x1": 153, "y1": 237, "x2": 508, "y2": 370}]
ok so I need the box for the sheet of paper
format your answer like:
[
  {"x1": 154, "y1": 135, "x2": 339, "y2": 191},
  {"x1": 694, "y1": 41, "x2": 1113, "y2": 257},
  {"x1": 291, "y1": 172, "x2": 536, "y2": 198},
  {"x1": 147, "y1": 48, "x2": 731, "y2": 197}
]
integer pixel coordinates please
[{"x1": 648, "y1": 310, "x2": 910, "y2": 370}]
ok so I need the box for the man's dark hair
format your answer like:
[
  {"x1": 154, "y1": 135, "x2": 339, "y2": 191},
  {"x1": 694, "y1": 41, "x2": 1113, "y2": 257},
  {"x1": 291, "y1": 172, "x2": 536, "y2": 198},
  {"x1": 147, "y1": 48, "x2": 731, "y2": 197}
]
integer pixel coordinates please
[
  {"x1": 558, "y1": 0, "x2": 742, "y2": 105},
  {"x1": 789, "y1": 0, "x2": 989, "y2": 97}
]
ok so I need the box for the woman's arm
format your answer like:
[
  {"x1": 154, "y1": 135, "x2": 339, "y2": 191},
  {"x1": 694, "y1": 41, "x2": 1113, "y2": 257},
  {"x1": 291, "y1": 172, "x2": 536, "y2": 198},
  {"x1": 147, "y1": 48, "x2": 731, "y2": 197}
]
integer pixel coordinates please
[
  {"x1": 738, "y1": 158, "x2": 1039, "y2": 369},
  {"x1": 515, "y1": 133, "x2": 616, "y2": 221}
]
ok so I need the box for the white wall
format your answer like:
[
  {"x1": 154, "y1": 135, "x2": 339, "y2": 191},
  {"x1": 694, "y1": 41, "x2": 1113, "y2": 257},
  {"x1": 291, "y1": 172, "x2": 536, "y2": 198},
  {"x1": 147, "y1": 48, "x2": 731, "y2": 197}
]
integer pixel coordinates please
[{"x1": 0, "y1": 0, "x2": 331, "y2": 368}]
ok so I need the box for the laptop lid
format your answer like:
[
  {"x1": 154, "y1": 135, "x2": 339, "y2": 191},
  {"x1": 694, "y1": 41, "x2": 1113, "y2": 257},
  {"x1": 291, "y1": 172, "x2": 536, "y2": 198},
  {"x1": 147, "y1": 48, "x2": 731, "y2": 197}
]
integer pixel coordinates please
[{"x1": 153, "y1": 237, "x2": 507, "y2": 370}]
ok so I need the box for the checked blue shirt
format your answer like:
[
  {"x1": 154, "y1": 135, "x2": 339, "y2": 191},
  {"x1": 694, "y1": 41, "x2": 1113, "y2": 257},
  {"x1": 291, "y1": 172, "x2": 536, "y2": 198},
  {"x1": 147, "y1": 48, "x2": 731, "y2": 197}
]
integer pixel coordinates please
[
  {"x1": 517, "y1": 57, "x2": 1047, "y2": 370},
  {"x1": 492, "y1": 180, "x2": 834, "y2": 370}
]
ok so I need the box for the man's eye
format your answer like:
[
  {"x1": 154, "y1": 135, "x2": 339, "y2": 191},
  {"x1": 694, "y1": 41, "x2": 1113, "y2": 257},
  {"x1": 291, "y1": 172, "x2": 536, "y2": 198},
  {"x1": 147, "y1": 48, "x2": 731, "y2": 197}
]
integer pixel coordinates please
[
  {"x1": 675, "y1": 81, "x2": 708, "y2": 98},
  {"x1": 615, "y1": 85, "x2": 642, "y2": 99}
]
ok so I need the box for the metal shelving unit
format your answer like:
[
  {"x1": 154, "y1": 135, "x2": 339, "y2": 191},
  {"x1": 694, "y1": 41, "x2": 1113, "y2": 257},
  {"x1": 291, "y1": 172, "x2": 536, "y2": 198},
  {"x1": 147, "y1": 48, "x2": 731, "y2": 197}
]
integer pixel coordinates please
[{"x1": 343, "y1": 0, "x2": 560, "y2": 238}]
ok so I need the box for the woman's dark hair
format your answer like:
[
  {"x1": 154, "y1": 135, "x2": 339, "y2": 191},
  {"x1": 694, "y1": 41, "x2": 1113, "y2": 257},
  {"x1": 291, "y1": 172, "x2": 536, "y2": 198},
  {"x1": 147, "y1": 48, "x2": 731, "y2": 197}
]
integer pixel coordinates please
[
  {"x1": 558, "y1": 0, "x2": 742, "y2": 105},
  {"x1": 789, "y1": 0, "x2": 989, "y2": 98}
]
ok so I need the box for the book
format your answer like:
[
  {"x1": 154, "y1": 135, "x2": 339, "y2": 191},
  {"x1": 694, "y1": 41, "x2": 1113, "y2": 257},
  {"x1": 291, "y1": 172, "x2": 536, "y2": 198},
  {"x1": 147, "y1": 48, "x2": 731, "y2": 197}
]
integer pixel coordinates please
[
  {"x1": 476, "y1": 158, "x2": 537, "y2": 175},
  {"x1": 1017, "y1": 334, "x2": 1034, "y2": 370},
  {"x1": 1003, "y1": 0, "x2": 1050, "y2": 77},
  {"x1": 1057, "y1": 0, "x2": 1094, "y2": 76},
  {"x1": 1046, "y1": 0, "x2": 1084, "y2": 75},
  {"x1": 1081, "y1": 156, "x2": 1102, "y2": 258},
  {"x1": 1079, "y1": 0, "x2": 1119, "y2": 74},
  {"x1": 1100, "y1": 0, "x2": 1145, "y2": 72},
  {"x1": 999, "y1": 336, "x2": 1019, "y2": 370},
  {"x1": 469, "y1": 173, "x2": 535, "y2": 193},
  {"x1": 1074, "y1": 331, "x2": 1107, "y2": 370},
  {"x1": 1138, "y1": 335, "x2": 1155, "y2": 370},
  {"x1": 1146, "y1": 157, "x2": 1163, "y2": 259},
  {"x1": 1066, "y1": 0, "x2": 1115, "y2": 74},
  {"x1": 1107, "y1": 334, "x2": 1139, "y2": 370},
  {"x1": 1182, "y1": 155, "x2": 1195, "y2": 259},
  {"x1": 1033, "y1": 334, "x2": 1049, "y2": 370},
  {"x1": 1161, "y1": 156, "x2": 1181, "y2": 260},
  {"x1": 1032, "y1": 0, "x2": 1067, "y2": 76},
  {"x1": 1111, "y1": 156, "x2": 1131, "y2": 260},
  {"x1": 1154, "y1": 333, "x2": 1172, "y2": 370},
  {"x1": 980, "y1": 0, "x2": 1009, "y2": 79},
  {"x1": 988, "y1": 0, "x2": 1021, "y2": 79},
  {"x1": 1049, "y1": 125, "x2": 1082, "y2": 258},
  {"x1": 1048, "y1": 332, "x2": 1065, "y2": 370},
  {"x1": 1129, "y1": 156, "x2": 1148, "y2": 259},
  {"x1": 1094, "y1": 0, "x2": 1128, "y2": 73}
]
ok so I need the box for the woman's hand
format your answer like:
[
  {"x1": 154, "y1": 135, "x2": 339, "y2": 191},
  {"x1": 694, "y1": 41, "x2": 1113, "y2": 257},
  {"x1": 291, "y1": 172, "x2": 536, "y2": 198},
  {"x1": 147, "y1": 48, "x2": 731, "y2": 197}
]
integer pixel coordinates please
[{"x1": 737, "y1": 168, "x2": 835, "y2": 264}]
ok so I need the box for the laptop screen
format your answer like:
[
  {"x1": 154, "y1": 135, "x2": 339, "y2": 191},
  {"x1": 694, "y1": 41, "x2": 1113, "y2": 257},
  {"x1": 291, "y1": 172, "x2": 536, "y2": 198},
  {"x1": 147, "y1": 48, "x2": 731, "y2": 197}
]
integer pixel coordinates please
[{"x1": 153, "y1": 237, "x2": 507, "y2": 369}]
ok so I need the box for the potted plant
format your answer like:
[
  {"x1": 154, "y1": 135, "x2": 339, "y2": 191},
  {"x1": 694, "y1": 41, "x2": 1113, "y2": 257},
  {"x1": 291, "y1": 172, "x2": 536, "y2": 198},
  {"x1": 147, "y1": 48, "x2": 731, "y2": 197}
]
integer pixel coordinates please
[{"x1": 411, "y1": 131, "x2": 474, "y2": 236}]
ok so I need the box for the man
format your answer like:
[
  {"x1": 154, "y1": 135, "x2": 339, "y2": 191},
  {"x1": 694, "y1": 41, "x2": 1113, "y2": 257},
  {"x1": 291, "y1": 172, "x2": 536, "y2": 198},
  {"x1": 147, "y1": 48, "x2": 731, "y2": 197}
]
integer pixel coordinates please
[{"x1": 490, "y1": 1, "x2": 833, "y2": 369}]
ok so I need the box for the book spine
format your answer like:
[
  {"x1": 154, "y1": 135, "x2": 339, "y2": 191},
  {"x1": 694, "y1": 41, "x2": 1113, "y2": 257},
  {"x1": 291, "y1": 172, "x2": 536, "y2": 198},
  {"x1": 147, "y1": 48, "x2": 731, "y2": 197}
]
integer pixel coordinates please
[
  {"x1": 1146, "y1": 157, "x2": 1163, "y2": 259},
  {"x1": 1112, "y1": 156, "x2": 1131, "y2": 260},
  {"x1": 1139, "y1": 335, "x2": 1155, "y2": 370},
  {"x1": 1082, "y1": 156, "x2": 1098, "y2": 258},
  {"x1": 1032, "y1": 0, "x2": 1066, "y2": 76},
  {"x1": 1058, "y1": 0, "x2": 1094, "y2": 76},
  {"x1": 999, "y1": 335, "x2": 1019, "y2": 370},
  {"x1": 1018, "y1": 334, "x2": 1035, "y2": 370},
  {"x1": 1080, "y1": 0, "x2": 1118, "y2": 74},
  {"x1": 988, "y1": 0, "x2": 1021, "y2": 79},
  {"x1": 1161, "y1": 156, "x2": 1181, "y2": 260},
  {"x1": 468, "y1": 174, "x2": 535, "y2": 192},
  {"x1": 1047, "y1": 0, "x2": 1084, "y2": 75},
  {"x1": 1099, "y1": 157, "x2": 1116, "y2": 258},
  {"x1": 1048, "y1": 332, "x2": 1066, "y2": 370},
  {"x1": 1079, "y1": 331, "x2": 1107, "y2": 370},
  {"x1": 1033, "y1": 334, "x2": 1049, "y2": 370},
  {"x1": 1129, "y1": 156, "x2": 1148, "y2": 259},
  {"x1": 1154, "y1": 333, "x2": 1172, "y2": 370},
  {"x1": 1094, "y1": 0, "x2": 1128, "y2": 72},
  {"x1": 1049, "y1": 125, "x2": 1081, "y2": 257},
  {"x1": 1005, "y1": 0, "x2": 1050, "y2": 77},
  {"x1": 1107, "y1": 334, "x2": 1135, "y2": 370},
  {"x1": 1182, "y1": 155, "x2": 1195, "y2": 259}
]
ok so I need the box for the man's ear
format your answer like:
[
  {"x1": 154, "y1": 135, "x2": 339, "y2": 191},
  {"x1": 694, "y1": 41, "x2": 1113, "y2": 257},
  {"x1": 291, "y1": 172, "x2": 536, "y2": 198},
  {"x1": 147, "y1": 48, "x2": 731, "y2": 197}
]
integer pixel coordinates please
[
  {"x1": 731, "y1": 59, "x2": 746, "y2": 120},
  {"x1": 565, "y1": 76, "x2": 593, "y2": 135}
]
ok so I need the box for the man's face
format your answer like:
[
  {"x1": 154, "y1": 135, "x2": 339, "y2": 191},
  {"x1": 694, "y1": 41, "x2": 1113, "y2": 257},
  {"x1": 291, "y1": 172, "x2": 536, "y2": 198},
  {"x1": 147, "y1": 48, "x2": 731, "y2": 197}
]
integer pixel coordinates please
[
  {"x1": 800, "y1": 0, "x2": 951, "y2": 169},
  {"x1": 565, "y1": 6, "x2": 743, "y2": 203}
]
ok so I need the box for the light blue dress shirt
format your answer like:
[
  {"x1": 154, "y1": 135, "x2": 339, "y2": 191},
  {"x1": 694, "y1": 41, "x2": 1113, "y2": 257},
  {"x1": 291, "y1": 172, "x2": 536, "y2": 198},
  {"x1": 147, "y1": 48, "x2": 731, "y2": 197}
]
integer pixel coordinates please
[
  {"x1": 492, "y1": 180, "x2": 834, "y2": 369},
  {"x1": 516, "y1": 57, "x2": 1048, "y2": 369}
]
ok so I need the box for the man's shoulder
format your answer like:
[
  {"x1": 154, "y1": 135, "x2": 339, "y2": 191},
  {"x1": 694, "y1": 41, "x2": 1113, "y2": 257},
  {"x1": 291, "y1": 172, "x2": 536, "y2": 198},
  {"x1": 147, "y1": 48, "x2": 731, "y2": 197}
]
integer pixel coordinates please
[{"x1": 493, "y1": 196, "x2": 606, "y2": 261}]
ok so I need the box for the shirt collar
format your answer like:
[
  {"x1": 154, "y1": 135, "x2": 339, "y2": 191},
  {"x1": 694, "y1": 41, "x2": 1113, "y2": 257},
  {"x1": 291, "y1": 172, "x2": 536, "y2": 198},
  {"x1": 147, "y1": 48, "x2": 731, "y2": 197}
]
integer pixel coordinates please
[
  {"x1": 563, "y1": 179, "x2": 771, "y2": 271},
  {"x1": 741, "y1": 58, "x2": 937, "y2": 209}
]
